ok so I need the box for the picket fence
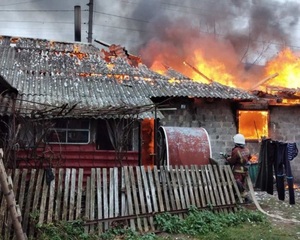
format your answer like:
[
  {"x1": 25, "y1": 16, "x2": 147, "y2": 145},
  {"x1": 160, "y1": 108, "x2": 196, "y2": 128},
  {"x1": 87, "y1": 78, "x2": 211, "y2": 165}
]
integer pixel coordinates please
[{"x1": 0, "y1": 164, "x2": 243, "y2": 239}]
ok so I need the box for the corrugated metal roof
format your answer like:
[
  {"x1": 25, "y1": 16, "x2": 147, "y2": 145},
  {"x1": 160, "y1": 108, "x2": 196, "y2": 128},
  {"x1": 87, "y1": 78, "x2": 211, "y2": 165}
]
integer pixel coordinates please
[{"x1": 0, "y1": 36, "x2": 255, "y2": 119}]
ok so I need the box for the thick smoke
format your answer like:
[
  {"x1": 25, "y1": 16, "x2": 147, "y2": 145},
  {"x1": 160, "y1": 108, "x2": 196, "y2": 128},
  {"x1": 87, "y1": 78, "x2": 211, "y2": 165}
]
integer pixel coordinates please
[
  {"x1": 127, "y1": 0, "x2": 300, "y2": 86},
  {"x1": 3, "y1": 0, "x2": 300, "y2": 87}
]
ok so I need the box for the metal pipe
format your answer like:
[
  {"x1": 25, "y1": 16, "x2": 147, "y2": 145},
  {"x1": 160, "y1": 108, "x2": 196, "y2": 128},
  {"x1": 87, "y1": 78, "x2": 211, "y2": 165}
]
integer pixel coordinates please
[{"x1": 74, "y1": 5, "x2": 81, "y2": 42}]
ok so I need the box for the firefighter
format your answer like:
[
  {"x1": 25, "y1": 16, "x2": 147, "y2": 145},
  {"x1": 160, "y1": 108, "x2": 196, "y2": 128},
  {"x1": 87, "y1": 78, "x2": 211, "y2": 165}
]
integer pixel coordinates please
[{"x1": 226, "y1": 133, "x2": 252, "y2": 203}]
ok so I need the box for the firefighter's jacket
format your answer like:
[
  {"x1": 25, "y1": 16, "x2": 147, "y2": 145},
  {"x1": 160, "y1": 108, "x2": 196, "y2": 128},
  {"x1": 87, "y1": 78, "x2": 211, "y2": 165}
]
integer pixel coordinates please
[{"x1": 227, "y1": 145, "x2": 251, "y2": 174}]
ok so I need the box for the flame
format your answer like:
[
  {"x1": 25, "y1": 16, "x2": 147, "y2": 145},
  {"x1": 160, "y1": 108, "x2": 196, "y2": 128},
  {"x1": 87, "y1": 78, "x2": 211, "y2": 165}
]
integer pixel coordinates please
[
  {"x1": 285, "y1": 184, "x2": 299, "y2": 190},
  {"x1": 250, "y1": 154, "x2": 258, "y2": 163},
  {"x1": 238, "y1": 110, "x2": 268, "y2": 140},
  {"x1": 150, "y1": 49, "x2": 237, "y2": 87},
  {"x1": 191, "y1": 50, "x2": 236, "y2": 87},
  {"x1": 265, "y1": 48, "x2": 300, "y2": 88},
  {"x1": 150, "y1": 60, "x2": 166, "y2": 75}
]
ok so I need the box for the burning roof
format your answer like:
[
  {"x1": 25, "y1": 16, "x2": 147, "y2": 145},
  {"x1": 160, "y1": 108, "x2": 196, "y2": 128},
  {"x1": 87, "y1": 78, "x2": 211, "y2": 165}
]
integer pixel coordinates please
[{"x1": 0, "y1": 36, "x2": 255, "y2": 119}]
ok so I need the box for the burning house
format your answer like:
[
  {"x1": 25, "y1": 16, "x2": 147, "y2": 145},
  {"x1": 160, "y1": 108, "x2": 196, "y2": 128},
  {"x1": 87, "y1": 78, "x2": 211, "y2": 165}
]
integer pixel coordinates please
[
  {"x1": 0, "y1": 35, "x2": 257, "y2": 173},
  {"x1": 0, "y1": 35, "x2": 299, "y2": 183}
]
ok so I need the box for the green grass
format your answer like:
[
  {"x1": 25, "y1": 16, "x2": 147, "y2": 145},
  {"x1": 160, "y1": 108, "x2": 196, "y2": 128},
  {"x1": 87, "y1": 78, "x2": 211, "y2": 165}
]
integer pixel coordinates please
[{"x1": 34, "y1": 207, "x2": 300, "y2": 240}]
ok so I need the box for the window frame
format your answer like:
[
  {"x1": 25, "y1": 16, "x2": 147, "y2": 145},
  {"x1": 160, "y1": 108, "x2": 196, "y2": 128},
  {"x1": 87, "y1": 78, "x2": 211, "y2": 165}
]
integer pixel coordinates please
[
  {"x1": 46, "y1": 119, "x2": 90, "y2": 144},
  {"x1": 237, "y1": 110, "x2": 269, "y2": 141}
]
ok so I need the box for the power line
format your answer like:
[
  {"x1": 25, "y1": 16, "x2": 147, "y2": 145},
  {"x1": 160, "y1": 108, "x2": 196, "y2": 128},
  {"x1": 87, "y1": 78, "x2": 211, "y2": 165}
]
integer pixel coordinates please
[
  {"x1": 94, "y1": 10, "x2": 149, "y2": 23},
  {"x1": 0, "y1": 20, "x2": 73, "y2": 24},
  {"x1": 0, "y1": 9, "x2": 73, "y2": 12},
  {"x1": 0, "y1": 0, "x2": 41, "y2": 6}
]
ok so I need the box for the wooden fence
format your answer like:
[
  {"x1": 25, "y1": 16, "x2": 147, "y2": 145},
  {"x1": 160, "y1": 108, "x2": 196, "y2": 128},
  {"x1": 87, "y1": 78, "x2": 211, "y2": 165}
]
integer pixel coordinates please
[{"x1": 0, "y1": 164, "x2": 243, "y2": 239}]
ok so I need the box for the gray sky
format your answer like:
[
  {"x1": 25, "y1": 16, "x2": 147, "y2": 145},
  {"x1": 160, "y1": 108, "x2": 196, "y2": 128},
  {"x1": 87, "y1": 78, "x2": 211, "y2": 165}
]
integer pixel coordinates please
[{"x1": 1, "y1": 0, "x2": 300, "y2": 79}]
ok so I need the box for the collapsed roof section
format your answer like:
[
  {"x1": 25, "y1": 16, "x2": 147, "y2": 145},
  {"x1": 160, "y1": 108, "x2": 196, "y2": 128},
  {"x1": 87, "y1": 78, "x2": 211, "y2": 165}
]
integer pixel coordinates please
[{"x1": 0, "y1": 36, "x2": 255, "y2": 119}]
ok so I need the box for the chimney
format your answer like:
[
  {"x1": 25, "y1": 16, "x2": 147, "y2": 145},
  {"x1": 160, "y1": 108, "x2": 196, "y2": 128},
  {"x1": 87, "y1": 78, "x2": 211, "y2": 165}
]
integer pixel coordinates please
[{"x1": 74, "y1": 5, "x2": 81, "y2": 42}]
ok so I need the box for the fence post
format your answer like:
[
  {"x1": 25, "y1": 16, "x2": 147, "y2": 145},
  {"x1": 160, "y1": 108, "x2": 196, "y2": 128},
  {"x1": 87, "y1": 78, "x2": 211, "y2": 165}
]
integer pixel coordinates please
[{"x1": 0, "y1": 149, "x2": 27, "y2": 240}]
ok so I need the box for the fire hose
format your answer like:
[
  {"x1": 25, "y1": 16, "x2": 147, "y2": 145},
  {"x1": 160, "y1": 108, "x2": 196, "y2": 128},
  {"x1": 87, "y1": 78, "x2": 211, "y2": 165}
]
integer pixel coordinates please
[{"x1": 246, "y1": 175, "x2": 300, "y2": 223}]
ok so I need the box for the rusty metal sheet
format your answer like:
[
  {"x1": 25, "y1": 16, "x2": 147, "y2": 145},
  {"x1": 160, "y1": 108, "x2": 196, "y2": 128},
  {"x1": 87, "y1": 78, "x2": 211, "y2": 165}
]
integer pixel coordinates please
[{"x1": 159, "y1": 126, "x2": 211, "y2": 166}]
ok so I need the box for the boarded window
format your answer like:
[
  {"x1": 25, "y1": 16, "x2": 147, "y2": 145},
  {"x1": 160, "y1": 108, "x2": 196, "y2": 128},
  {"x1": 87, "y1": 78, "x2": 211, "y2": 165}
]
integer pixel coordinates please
[{"x1": 238, "y1": 110, "x2": 269, "y2": 140}]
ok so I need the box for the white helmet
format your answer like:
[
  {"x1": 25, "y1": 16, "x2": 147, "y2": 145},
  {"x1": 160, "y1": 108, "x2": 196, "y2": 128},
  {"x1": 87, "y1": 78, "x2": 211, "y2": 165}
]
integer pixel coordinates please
[{"x1": 233, "y1": 133, "x2": 245, "y2": 145}]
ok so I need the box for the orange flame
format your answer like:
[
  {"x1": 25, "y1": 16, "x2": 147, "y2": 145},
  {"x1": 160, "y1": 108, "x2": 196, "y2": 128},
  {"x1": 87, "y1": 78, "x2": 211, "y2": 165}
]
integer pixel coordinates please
[
  {"x1": 265, "y1": 48, "x2": 300, "y2": 89},
  {"x1": 191, "y1": 50, "x2": 236, "y2": 87},
  {"x1": 150, "y1": 49, "x2": 237, "y2": 87}
]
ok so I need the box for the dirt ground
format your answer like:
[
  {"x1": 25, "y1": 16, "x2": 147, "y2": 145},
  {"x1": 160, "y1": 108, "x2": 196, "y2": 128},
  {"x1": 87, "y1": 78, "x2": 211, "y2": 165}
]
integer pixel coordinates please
[
  {"x1": 251, "y1": 188, "x2": 300, "y2": 236},
  {"x1": 254, "y1": 188, "x2": 300, "y2": 220}
]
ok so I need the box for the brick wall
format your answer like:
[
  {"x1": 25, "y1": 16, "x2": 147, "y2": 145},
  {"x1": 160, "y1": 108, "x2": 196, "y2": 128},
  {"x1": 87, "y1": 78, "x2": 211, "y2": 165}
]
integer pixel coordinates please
[{"x1": 160, "y1": 98, "x2": 300, "y2": 183}]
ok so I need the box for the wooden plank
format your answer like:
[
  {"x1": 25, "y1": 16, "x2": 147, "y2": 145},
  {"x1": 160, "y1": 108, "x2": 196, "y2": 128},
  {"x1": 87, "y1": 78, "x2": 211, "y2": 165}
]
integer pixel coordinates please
[
  {"x1": 62, "y1": 168, "x2": 71, "y2": 221},
  {"x1": 193, "y1": 165, "x2": 206, "y2": 207},
  {"x1": 224, "y1": 165, "x2": 243, "y2": 204},
  {"x1": 169, "y1": 166, "x2": 182, "y2": 211},
  {"x1": 55, "y1": 169, "x2": 64, "y2": 220},
  {"x1": 165, "y1": 166, "x2": 176, "y2": 210},
  {"x1": 4, "y1": 172, "x2": 12, "y2": 240},
  {"x1": 147, "y1": 166, "x2": 159, "y2": 214},
  {"x1": 200, "y1": 165, "x2": 214, "y2": 207},
  {"x1": 69, "y1": 169, "x2": 77, "y2": 221},
  {"x1": 180, "y1": 165, "x2": 191, "y2": 207},
  {"x1": 102, "y1": 168, "x2": 109, "y2": 230},
  {"x1": 190, "y1": 165, "x2": 201, "y2": 207},
  {"x1": 207, "y1": 164, "x2": 222, "y2": 208},
  {"x1": 136, "y1": 166, "x2": 149, "y2": 232},
  {"x1": 123, "y1": 166, "x2": 135, "y2": 231},
  {"x1": 22, "y1": 169, "x2": 36, "y2": 232},
  {"x1": 90, "y1": 168, "x2": 95, "y2": 233},
  {"x1": 108, "y1": 168, "x2": 114, "y2": 229},
  {"x1": 217, "y1": 165, "x2": 232, "y2": 211},
  {"x1": 84, "y1": 177, "x2": 91, "y2": 234},
  {"x1": 47, "y1": 169, "x2": 56, "y2": 223},
  {"x1": 12, "y1": 169, "x2": 20, "y2": 194},
  {"x1": 129, "y1": 166, "x2": 142, "y2": 232},
  {"x1": 5, "y1": 169, "x2": 20, "y2": 238},
  {"x1": 175, "y1": 166, "x2": 186, "y2": 210},
  {"x1": 18, "y1": 169, "x2": 28, "y2": 219},
  {"x1": 160, "y1": 166, "x2": 170, "y2": 211},
  {"x1": 0, "y1": 181, "x2": 7, "y2": 236},
  {"x1": 153, "y1": 166, "x2": 164, "y2": 212},
  {"x1": 227, "y1": 166, "x2": 243, "y2": 203},
  {"x1": 141, "y1": 166, "x2": 154, "y2": 231},
  {"x1": 29, "y1": 169, "x2": 44, "y2": 236},
  {"x1": 120, "y1": 168, "x2": 128, "y2": 226},
  {"x1": 185, "y1": 165, "x2": 196, "y2": 206},
  {"x1": 75, "y1": 168, "x2": 83, "y2": 220},
  {"x1": 113, "y1": 168, "x2": 119, "y2": 218},
  {"x1": 212, "y1": 165, "x2": 227, "y2": 211},
  {"x1": 39, "y1": 172, "x2": 49, "y2": 224},
  {"x1": 96, "y1": 168, "x2": 103, "y2": 234},
  {"x1": 223, "y1": 166, "x2": 238, "y2": 212}
]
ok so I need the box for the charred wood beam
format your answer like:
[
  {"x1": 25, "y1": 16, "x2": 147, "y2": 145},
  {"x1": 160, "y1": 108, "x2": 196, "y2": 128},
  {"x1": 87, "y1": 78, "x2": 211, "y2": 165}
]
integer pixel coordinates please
[
  {"x1": 183, "y1": 61, "x2": 213, "y2": 83},
  {"x1": 249, "y1": 73, "x2": 279, "y2": 91}
]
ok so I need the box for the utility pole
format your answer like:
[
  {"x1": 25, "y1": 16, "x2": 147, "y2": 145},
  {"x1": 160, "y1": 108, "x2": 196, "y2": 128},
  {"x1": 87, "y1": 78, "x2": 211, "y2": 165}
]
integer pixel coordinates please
[{"x1": 87, "y1": 0, "x2": 94, "y2": 43}]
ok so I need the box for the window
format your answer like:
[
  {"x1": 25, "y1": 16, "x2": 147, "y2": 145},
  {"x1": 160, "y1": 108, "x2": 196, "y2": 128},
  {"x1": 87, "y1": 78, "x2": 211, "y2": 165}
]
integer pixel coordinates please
[
  {"x1": 46, "y1": 119, "x2": 90, "y2": 144},
  {"x1": 238, "y1": 110, "x2": 269, "y2": 140},
  {"x1": 96, "y1": 119, "x2": 136, "y2": 151}
]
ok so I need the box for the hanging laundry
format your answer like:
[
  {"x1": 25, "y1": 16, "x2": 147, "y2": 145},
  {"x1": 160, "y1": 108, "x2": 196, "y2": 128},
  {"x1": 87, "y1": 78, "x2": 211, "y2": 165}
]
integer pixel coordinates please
[
  {"x1": 287, "y1": 143, "x2": 298, "y2": 161},
  {"x1": 255, "y1": 138, "x2": 298, "y2": 205}
]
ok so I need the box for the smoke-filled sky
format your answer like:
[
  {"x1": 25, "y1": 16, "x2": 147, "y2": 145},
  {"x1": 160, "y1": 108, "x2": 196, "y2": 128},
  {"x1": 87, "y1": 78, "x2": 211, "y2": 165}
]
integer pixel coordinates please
[{"x1": 1, "y1": 0, "x2": 300, "y2": 85}]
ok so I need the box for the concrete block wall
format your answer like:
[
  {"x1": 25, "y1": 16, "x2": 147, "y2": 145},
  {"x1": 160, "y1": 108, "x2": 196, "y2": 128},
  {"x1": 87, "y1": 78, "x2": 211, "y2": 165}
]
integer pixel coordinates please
[
  {"x1": 160, "y1": 98, "x2": 300, "y2": 183},
  {"x1": 268, "y1": 107, "x2": 300, "y2": 182},
  {"x1": 160, "y1": 98, "x2": 238, "y2": 160}
]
